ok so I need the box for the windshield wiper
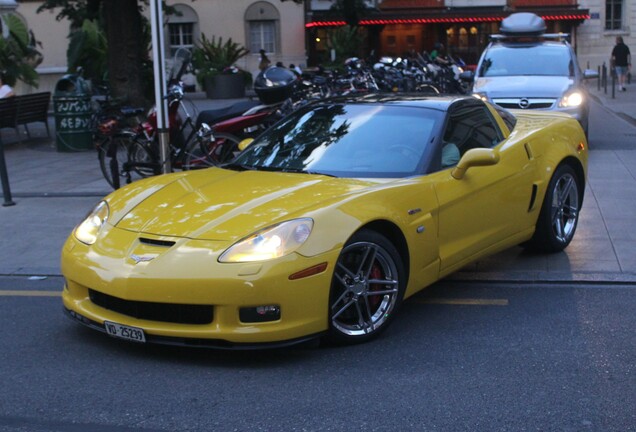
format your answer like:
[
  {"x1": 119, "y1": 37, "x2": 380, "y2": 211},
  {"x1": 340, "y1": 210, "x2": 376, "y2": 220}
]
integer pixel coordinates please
[
  {"x1": 222, "y1": 163, "x2": 335, "y2": 177},
  {"x1": 280, "y1": 168, "x2": 336, "y2": 177},
  {"x1": 222, "y1": 162, "x2": 257, "y2": 171}
]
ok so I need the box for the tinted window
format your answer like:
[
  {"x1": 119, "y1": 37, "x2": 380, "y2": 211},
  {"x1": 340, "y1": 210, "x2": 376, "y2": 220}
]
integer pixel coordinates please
[
  {"x1": 479, "y1": 44, "x2": 574, "y2": 77},
  {"x1": 494, "y1": 105, "x2": 517, "y2": 132},
  {"x1": 231, "y1": 104, "x2": 442, "y2": 178},
  {"x1": 442, "y1": 101, "x2": 503, "y2": 162}
]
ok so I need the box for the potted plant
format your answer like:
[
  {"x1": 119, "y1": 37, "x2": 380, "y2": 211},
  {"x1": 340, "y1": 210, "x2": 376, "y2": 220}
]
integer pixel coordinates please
[{"x1": 192, "y1": 33, "x2": 250, "y2": 99}]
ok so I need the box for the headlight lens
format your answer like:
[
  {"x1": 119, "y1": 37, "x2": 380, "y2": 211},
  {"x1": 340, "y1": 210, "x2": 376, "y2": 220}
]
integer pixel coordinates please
[
  {"x1": 219, "y1": 218, "x2": 314, "y2": 263},
  {"x1": 472, "y1": 92, "x2": 488, "y2": 102},
  {"x1": 559, "y1": 91, "x2": 584, "y2": 108},
  {"x1": 74, "y1": 201, "x2": 109, "y2": 245}
]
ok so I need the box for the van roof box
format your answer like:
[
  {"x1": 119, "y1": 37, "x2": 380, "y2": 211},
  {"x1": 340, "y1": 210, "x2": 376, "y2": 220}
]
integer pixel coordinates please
[{"x1": 499, "y1": 12, "x2": 546, "y2": 36}]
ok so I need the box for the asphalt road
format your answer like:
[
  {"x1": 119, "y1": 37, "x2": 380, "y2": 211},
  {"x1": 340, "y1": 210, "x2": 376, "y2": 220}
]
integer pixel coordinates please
[{"x1": 1, "y1": 276, "x2": 634, "y2": 432}]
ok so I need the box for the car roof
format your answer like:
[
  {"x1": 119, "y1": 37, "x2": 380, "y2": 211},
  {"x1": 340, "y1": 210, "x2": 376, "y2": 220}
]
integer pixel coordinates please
[{"x1": 488, "y1": 40, "x2": 570, "y2": 49}]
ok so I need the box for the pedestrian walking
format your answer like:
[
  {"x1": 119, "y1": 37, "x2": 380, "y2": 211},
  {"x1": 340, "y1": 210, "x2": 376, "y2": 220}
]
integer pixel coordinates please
[
  {"x1": 258, "y1": 49, "x2": 271, "y2": 71},
  {"x1": 611, "y1": 36, "x2": 631, "y2": 92},
  {"x1": 0, "y1": 72, "x2": 15, "y2": 98}
]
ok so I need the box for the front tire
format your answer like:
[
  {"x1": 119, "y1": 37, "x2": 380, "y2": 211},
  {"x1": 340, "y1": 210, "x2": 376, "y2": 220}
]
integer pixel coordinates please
[
  {"x1": 526, "y1": 164, "x2": 582, "y2": 253},
  {"x1": 326, "y1": 230, "x2": 405, "y2": 345}
]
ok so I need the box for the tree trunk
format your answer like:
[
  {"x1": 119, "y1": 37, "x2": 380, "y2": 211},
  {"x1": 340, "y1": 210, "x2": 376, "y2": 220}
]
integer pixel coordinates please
[{"x1": 103, "y1": 0, "x2": 147, "y2": 106}]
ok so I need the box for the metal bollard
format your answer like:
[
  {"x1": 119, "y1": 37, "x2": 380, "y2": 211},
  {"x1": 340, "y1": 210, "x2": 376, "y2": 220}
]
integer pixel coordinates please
[
  {"x1": 598, "y1": 65, "x2": 601, "y2": 91},
  {"x1": 603, "y1": 63, "x2": 607, "y2": 94},
  {"x1": 612, "y1": 71, "x2": 615, "y2": 99},
  {"x1": 0, "y1": 140, "x2": 16, "y2": 206}
]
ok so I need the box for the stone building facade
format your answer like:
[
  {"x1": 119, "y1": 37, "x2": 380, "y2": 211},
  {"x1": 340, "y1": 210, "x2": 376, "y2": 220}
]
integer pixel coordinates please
[
  {"x1": 576, "y1": 0, "x2": 633, "y2": 72},
  {"x1": 10, "y1": 0, "x2": 306, "y2": 94}
]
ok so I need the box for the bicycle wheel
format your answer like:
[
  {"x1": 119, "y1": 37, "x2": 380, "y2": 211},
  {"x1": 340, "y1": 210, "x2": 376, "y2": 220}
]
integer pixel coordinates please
[
  {"x1": 183, "y1": 132, "x2": 241, "y2": 170},
  {"x1": 127, "y1": 138, "x2": 160, "y2": 178},
  {"x1": 97, "y1": 136, "x2": 128, "y2": 189},
  {"x1": 216, "y1": 132, "x2": 244, "y2": 163}
]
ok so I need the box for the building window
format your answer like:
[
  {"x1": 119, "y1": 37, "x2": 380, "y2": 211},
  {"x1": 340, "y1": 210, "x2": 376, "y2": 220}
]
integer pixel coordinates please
[
  {"x1": 166, "y1": 4, "x2": 198, "y2": 57},
  {"x1": 249, "y1": 21, "x2": 276, "y2": 53},
  {"x1": 169, "y1": 23, "x2": 194, "y2": 56},
  {"x1": 605, "y1": 0, "x2": 623, "y2": 30},
  {"x1": 245, "y1": 2, "x2": 280, "y2": 54}
]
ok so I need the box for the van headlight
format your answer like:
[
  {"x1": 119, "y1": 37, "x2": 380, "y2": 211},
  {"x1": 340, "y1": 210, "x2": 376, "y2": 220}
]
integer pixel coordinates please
[
  {"x1": 559, "y1": 91, "x2": 584, "y2": 108},
  {"x1": 74, "y1": 201, "x2": 109, "y2": 245},
  {"x1": 472, "y1": 92, "x2": 489, "y2": 102},
  {"x1": 219, "y1": 219, "x2": 313, "y2": 263}
]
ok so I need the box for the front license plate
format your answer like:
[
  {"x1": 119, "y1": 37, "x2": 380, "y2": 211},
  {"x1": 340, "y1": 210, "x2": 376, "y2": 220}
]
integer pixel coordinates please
[{"x1": 104, "y1": 321, "x2": 146, "y2": 343}]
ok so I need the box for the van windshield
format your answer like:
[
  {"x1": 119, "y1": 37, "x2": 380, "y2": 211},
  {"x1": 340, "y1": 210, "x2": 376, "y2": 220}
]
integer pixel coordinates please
[{"x1": 479, "y1": 44, "x2": 574, "y2": 77}]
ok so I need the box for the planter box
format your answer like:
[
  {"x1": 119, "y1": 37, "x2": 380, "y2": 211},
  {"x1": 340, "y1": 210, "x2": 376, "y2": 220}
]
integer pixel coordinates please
[{"x1": 204, "y1": 74, "x2": 246, "y2": 99}]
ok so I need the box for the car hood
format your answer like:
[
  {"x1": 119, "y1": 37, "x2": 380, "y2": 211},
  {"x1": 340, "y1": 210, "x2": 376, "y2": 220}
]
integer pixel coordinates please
[
  {"x1": 112, "y1": 168, "x2": 378, "y2": 241},
  {"x1": 473, "y1": 75, "x2": 575, "y2": 98}
]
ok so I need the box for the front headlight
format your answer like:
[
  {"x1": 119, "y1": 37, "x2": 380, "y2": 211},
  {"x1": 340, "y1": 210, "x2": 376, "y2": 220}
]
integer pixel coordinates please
[
  {"x1": 472, "y1": 92, "x2": 488, "y2": 102},
  {"x1": 559, "y1": 91, "x2": 584, "y2": 108},
  {"x1": 74, "y1": 201, "x2": 109, "y2": 245},
  {"x1": 219, "y1": 218, "x2": 314, "y2": 263}
]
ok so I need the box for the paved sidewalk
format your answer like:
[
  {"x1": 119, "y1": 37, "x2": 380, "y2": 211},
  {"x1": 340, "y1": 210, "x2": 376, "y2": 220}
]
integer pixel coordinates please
[{"x1": 1, "y1": 89, "x2": 635, "y2": 283}]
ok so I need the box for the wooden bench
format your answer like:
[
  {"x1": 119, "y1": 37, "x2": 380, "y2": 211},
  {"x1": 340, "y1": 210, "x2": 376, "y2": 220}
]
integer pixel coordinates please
[{"x1": 0, "y1": 92, "x2": 51, "y2": 143}]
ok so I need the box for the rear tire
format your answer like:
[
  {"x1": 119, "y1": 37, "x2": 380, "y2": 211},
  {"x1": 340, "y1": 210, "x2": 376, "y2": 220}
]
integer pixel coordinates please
[{"x1": 525, "y1": 164, "x2": 582, "y2": 253}]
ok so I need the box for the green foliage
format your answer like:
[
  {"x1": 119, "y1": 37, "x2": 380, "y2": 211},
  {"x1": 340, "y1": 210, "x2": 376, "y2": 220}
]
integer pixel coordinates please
[
  {"x1": 0, "y1": 14, "x2": 42, "y2": 87},
  {"x1": 328, "y1": 25, "x2": 363, "y2": 63},
  {"x1": 66, "y1": 19, "x2": 108, "y2": 82},
  {"x1": 37, "y1": 0, "x2": 102, "y2": 29},
  {"x1": 192, "y1": 34, "x2": 250, "y2": 86},
  {"x1": 330, "y1": 0, "x2": 370, "y2": 27}
]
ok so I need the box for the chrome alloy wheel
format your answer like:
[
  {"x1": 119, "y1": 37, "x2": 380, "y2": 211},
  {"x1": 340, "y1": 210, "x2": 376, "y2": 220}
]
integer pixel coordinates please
[
  {"x1": 550, "y1": 172, "x2": 579, "y2": 243},
  {"x1": 330, "y1": 240, "x2": 401, "y2": 337}
]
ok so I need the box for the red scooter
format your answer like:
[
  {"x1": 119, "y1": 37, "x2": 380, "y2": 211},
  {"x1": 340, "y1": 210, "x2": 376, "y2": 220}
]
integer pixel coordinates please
[{"x1": 190, "y1": 66, "x2": 300, "y2": 165}]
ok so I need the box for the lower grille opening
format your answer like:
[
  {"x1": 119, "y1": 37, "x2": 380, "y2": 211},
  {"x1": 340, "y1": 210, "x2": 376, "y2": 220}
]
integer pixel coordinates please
[{"x1": 89, "y1": 289, "x2": 213, "y2": 325}]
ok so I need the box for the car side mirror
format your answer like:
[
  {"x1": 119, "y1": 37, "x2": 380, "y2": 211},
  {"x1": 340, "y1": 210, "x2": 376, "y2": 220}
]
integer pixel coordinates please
[
  {"x1": 238, "y1": 138, "x2": 254, "y2": 152},
  {"x1": 459, "y1": 70, "x2": 475, "y2": 82},
  {"x1": 451, "y1": 148, "x2": 500, "y2": 180},
  {"x1": 583, "y1": 69, "x2": 599, "y2": 80}
]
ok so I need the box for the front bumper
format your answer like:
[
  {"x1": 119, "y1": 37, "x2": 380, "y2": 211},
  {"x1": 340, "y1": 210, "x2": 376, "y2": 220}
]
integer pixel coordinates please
[
  {"x1": 61, "y1": 228, "x2": 339, "y2": 347},
  {"x1": 64, "y1": 307, "x2": 324, "y2": 349}
]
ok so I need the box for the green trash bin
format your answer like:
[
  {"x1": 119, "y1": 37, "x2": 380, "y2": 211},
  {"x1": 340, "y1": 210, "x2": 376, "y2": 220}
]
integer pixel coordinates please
[{"x1": 53, "y1": 74, "x2": 93, "y2": 152}]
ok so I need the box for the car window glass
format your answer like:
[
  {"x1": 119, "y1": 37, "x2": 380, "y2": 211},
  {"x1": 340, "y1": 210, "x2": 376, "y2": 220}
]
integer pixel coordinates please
[
  {"x1": 441, "y1": 102, "x2": 503, "y2": 167},
  {"x1": 494, "y1": 106, "x2": 517, "y2": 131},
  {"x1": 479, "y1": 44, "x2": 573, "y2": 77},
  {"x1": 233, "y1": 104, "x2": 442, "y2": 178}
]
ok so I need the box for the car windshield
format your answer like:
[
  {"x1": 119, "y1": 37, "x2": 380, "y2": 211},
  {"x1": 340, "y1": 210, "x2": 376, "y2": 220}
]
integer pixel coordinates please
[
  {"x1": 229, "y1": 103, "x2": 441, "y2": 178},
  {"x1": 479, "y1": 44, "x2": 574, "y2": 77}
]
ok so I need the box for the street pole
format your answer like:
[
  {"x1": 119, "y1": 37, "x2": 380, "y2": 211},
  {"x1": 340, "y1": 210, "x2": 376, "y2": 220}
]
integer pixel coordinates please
[
  {"x1": 149, "y1": 0, "x2": 171, "y2": 173},
  {"x1": 0, "y1": 140, "x2": 16, "y2": 206}
]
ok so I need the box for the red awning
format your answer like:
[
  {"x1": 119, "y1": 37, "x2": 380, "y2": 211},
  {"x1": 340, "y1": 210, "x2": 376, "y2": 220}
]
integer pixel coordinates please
[{"x1": 305, "y1": 10, "x2": 590, "y2": 28}]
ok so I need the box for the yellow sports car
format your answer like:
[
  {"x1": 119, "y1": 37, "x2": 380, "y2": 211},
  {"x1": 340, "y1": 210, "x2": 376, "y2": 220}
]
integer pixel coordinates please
[{"x1": 62, "y1": 95, "x2": 587, "y2": 348}]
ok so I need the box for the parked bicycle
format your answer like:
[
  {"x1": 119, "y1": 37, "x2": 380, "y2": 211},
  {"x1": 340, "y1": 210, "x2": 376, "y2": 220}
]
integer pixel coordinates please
[{"x1": 95, "y1": 83, "x2": 236, "y2": 189}]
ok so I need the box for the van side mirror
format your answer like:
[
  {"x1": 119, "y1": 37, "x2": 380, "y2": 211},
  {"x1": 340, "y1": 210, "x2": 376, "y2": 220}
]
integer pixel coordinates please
[{"x1": 459, "y1": 70, "x2": 475, "y2": 82}]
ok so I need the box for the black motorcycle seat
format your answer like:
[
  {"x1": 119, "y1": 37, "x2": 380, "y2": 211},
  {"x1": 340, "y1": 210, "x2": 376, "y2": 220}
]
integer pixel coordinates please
[{"x1": 196, "y1": 100, "x2": 261, "y2": 127}]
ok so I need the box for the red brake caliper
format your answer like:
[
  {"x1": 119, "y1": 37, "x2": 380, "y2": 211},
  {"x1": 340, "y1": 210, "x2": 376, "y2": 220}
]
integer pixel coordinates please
[{"x1": 368, "y1": 264, "x2": 384, "y2": 310}]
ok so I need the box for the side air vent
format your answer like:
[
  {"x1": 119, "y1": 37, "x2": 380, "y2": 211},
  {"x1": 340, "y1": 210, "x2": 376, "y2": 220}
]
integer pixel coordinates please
[
  {"x1": 139, "y1": 238, "x2": 176, "y2": 247},
  {"x1": 528, "y1": 184, "x2": 538, "y2": 212},
  {"x1": 524, "y1": 142, "x2": 534, "y2": 160}
]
